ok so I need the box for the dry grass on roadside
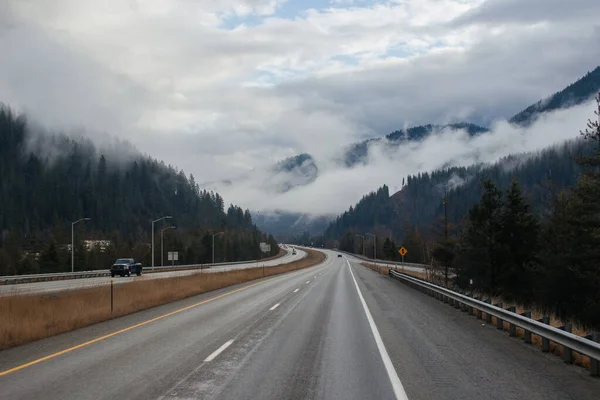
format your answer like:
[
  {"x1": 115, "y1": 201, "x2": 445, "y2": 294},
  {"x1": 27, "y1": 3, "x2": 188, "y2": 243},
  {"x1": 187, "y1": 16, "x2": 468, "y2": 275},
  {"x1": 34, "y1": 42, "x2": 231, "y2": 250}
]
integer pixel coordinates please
[
  {"x1": 361, "y1": 262, "x2": 430, "y2": 280},
  {"x1": 485, "y1": 308, "x2": 591, "y2": 369},
  {"x1": 0, "y1": 248, "x2": 325, "y2": 350}
]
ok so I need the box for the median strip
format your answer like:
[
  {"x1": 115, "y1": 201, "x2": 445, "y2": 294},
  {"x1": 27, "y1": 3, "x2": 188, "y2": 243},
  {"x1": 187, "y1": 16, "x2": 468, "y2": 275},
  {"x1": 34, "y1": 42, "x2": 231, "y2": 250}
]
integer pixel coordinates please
[{"x1": 0, "y1": 249, "x2": 326, "y2": 352}]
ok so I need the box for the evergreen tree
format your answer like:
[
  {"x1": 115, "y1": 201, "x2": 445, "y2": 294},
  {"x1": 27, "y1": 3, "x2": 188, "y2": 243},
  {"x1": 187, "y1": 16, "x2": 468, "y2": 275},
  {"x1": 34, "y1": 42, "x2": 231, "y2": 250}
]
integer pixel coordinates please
[
  {"x1": 456, "y1": 179, "x2": 504, "y2": 292},
  {"x1": 39, "y1": 240, "x2": 62, "y2": 273},
  {"x1": 0, "y1": 105, "x2": 278, "y2": 273},
  {"x1": 402, "y1": 227, "x2": 426, "y2": 264},
  {"x1": 496, "y1": 180, "x2": 540, "y2": 303}
]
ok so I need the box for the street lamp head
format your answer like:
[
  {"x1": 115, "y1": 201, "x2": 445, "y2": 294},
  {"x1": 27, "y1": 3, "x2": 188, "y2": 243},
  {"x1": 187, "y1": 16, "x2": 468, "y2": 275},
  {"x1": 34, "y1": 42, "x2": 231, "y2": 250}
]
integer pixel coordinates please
[
  {"x1": 166, "y1": 216, "x2": 173, "y2": 219},
  {"x1": 84, "y1": 218, "x2": 91, "y2": 221}
]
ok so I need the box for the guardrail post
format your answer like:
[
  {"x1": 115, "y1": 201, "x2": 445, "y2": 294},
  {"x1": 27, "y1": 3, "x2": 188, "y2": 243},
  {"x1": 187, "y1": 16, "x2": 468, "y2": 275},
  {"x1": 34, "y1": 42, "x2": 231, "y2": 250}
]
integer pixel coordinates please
[
  {"x1": 520, "y1": 311, "x2": 532, "y2": 343},
  {"x1": 494, "y1": 302, "x2": 503, "y2": 329},
  {"x1": 475, "y1": 297, "x2": 482, "y2": 319},
  {"x1": 506, "y1": 306, "x2": 517, "y2": 336},
  {"x1": 560, "y1": 324, "x2": 573, "y2": 364},
  {"x1": 467, "y1": 294, "x2": 474, "y2": 315},
  {"x1": 539, "y1": 316, "x2": 550, "y2": 352},
  {"x1": 484, "y1": 299, "x2": 492, "y2": 323},
  {"x1": 461, "y1": 301, "x2": 468, "y2": 312},
  {"x1": 590, "y1": 332, "x2": 599, "y2": 376}
]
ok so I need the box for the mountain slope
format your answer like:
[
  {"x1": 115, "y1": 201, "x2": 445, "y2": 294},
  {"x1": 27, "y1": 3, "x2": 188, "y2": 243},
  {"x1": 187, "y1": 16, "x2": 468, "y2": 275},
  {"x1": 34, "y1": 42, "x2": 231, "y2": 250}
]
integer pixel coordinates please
[
  {"x1": 0, "y1": 106, "x2": 279, "y2": 274},
  {"x1": 509, "y1": 66, "x2": 600, "y2": 125},
  {"x1": 344, "y1": 122, "x2": 489, "y2": 167},
  {"x1": 253, "y1": 211, "x2": 332, "y2": 242},
  {"x1": 324, "y1": 138, "x2": 591, "y2": 243}
]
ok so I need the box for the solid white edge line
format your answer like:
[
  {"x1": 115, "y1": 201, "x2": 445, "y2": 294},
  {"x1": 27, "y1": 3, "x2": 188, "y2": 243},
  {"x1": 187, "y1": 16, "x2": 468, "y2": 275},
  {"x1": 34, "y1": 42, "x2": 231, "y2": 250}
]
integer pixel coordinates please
[
  {"x1": 346, "y1": 260, "x2": 409, "y2": 400},
  {"x1": 293, "y1": 288, "x2": 299, "y2": 293},
  {"x1": 204, "y1": 340, "x2": 234, "y2": 362},
  {"x1": 269, "y1": 303, "x2": 280, "y2": 311}
]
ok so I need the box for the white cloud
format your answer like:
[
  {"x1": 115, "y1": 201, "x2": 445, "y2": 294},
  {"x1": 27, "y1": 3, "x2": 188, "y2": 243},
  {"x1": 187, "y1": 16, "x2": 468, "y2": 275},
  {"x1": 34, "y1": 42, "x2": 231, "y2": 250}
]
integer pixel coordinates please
[
  {"x1": 1, "y1": 0, "x2": 599, "y2": 214},
  {"x1": 215, "y1": 99, "x2": 596, "y2": 215}
]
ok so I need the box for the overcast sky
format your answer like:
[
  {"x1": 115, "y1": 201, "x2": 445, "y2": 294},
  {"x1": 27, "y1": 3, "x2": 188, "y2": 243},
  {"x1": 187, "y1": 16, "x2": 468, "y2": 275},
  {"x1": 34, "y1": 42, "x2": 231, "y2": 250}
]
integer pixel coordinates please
[{"x1": 2, "y1": 0, "x2": 600, "y2": 215}]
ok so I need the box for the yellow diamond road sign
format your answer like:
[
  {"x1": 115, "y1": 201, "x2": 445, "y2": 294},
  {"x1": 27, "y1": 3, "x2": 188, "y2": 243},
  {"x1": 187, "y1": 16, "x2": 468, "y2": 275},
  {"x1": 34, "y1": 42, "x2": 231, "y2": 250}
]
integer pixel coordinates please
[{"x1": 398, "y1": 247, "x2": 407, "y2": 256}]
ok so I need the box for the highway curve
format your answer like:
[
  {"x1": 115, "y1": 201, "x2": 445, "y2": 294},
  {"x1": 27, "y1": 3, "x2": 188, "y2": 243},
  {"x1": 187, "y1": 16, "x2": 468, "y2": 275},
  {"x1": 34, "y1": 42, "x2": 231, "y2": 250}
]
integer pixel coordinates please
[
  {"x1": 1, "y1": 250, "x2": 599, "y2": 399},
  {"x1": 0, "y1": 247, "x2": 306, "y2": 296}
]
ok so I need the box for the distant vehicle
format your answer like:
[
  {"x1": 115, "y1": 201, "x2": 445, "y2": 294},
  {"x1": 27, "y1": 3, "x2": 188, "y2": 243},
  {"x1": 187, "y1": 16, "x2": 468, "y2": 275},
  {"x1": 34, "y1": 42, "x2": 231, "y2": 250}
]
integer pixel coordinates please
[
  {"x1": 337, "y1": 254, "x2": 342, "y2": 258},
  {"x1": 110, "y1": 258, "x2": 142, "y2": 277},
  {"x1": 292, "y1": 249, "x2": 297, "y2": 255}
]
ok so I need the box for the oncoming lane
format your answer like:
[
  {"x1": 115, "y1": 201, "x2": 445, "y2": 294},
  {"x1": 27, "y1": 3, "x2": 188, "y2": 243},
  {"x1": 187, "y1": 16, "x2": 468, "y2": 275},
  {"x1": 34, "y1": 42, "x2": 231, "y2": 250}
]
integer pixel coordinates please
[{"x1": 0, "y1": 247, "x2": 306, "y2": 296}]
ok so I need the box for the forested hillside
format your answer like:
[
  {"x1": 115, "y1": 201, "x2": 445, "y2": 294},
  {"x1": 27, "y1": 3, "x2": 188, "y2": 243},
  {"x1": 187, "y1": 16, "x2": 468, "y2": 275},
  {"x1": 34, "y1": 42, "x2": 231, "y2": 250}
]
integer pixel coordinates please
[
  {"x1": 325, "y1": 65, "x2": 600, "y2": 245},
  {"x1": 510, "y1": 66, "x2": 600, "y2": 125},
  {"x1": 325, "y1": 138, "x2": 591, "y2": 244},
  {"x1": 326, "y1": 95, "x2": 600, "y2": 327},
  {"x1": 0, "y1": 106, "x2": 279, "y2": 275}
]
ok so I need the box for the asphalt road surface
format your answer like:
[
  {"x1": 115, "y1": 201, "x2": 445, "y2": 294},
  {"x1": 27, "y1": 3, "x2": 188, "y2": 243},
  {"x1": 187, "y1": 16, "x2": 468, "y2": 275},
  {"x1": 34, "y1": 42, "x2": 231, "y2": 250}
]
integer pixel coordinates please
[
  {"x1": 0, "y1": 247, "x2": 306, "y2": 296},
  {"x1": 1, "y1": 250, "x2": 599, "y2": 400}
]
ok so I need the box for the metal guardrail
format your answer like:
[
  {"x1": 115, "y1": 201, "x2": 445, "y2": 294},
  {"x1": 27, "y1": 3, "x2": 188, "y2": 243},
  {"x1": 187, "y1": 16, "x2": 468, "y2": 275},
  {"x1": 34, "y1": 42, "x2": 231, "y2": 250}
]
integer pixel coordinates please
[
  {"x1": 0, "y1": 259, "x2": 264, "y2": 285},
  {"x1": 389, "y1": 269, "x2": 600, "y2": 375},
  {"x1": 0, "y1": 248, "x2": 300, "y2": 285},
  {"x1": 338, "y1": 250, "x2": 428, "y2": 270},
  {"x1": 0, "y1": 247, "x2": 305, "y2": 286}
]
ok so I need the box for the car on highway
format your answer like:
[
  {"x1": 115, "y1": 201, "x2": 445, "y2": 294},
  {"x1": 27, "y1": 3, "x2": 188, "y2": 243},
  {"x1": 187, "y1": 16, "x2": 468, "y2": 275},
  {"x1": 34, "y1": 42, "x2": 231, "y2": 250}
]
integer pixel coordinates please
[
  {"x1": 110, "y1": 258, "x2": 142, "y2": 277},
  {"x1": 338, "y1": 254, "x2": 342, "y2": 258},
  {"x1": 292, "y1": 249, "x2": 297, "y2": 255}
]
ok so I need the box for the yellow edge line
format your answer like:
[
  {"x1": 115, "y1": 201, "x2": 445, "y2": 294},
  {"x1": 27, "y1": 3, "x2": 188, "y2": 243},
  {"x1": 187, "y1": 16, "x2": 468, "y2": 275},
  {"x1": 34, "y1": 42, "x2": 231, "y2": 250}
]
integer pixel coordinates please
[{"x1": 0, "y1": 275, "x2": 281, "y2": 377}]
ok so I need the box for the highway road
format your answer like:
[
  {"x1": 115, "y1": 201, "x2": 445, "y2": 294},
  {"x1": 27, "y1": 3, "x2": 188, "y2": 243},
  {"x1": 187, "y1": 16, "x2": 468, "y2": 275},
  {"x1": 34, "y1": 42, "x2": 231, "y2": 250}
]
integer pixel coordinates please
[
  {"x1": 0, "y1": 247, "x2": 306, "y2": 296},
  {"x1": 1, "y1": 250, "x2": 599, "y2": 400}
]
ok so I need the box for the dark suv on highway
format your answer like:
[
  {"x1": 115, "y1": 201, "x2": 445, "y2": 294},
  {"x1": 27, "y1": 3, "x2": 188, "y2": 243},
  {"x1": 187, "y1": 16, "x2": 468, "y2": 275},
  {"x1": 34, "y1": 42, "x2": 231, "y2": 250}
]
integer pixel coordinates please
[{"x1": 110, "y1": 258, "x2": 143, "y2": 277}]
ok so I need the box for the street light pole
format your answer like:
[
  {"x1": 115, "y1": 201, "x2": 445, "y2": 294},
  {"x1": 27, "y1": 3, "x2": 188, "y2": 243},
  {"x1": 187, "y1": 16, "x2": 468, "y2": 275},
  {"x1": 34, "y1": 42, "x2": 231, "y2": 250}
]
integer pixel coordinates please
[
  {"x1": 71, "y1": 218, "x2": 91, "y2": 273},
  {"x1": 366, "y1": 233, "x2": 376, "y2": 260},
  {"x1": 152, "y1": 216, "x2": 172, "y2": 270},
  {"x1": 355, "y1": 234, "x2": 365, "y2": 256},
  {"x1": 161, "y1": 226, "x2": 176, "y2": 267},
  {"x1": 212, "y1": 232, "x2": 224, "y2": 264}
]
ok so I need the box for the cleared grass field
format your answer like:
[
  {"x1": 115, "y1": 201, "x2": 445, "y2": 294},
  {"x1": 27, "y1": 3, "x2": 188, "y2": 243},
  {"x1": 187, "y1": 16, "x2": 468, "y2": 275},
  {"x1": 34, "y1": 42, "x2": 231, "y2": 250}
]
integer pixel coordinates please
[{"x1": 0, "y1": 248, "x2": 325, "y2": 350}]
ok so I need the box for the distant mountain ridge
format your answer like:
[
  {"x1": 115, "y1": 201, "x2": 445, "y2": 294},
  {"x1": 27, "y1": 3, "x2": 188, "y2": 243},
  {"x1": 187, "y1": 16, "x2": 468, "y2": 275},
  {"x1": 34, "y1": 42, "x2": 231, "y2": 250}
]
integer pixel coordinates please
[
  {"x1": 279, "y1": 65, "x2": 600, "y2": 177},
  {"x1": 343, "y1": 122, "x2": 489, "y2": 167},
  {"x1": 258, "y1": 65, "x2": 600, "y2": 239},
  {"x1": 510, "y1": 66, "x2": 600, "y2": 126}
]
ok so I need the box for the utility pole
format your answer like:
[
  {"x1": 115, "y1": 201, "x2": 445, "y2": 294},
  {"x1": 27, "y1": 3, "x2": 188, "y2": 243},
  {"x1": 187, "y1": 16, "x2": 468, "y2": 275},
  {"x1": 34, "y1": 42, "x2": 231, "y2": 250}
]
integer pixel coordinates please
[
  {"x1": 152, "y1": 216, "x2": 172, "y2": 270},
  {"x1": 444, "y1": 186, "x2": 448, "y2": 242},
  {"x1": 443, "y1": 186, "x2": 449, "y2": 286},
  {"x1": 71, "y1": 218, "x2": 91, "y2": 273},
  {"x1": 366, "y1": 233, "x2": 376, "y2": 260},
  {"x1": 161, "y1": 226, "x2": 176, "y2": 267},
  {"x1": 355, "y1": 234, "x2": 365, "y2": 256},
  {"x1": 212, "y1": 232, "x2": 224, "y2": 264}
]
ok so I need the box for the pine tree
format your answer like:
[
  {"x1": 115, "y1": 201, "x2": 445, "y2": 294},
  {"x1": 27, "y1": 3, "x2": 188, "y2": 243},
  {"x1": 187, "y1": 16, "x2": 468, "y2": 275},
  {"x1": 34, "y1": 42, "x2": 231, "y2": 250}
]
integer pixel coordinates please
[
  {"x1": 431, "y1": 189, "x2": 456, "y2": 286},
  {"x1": 39, "y1": 240, "x2": 62, "y2": 273},
  {"x1": 456, "y1": 179, "x2": 504, "y2": 292},
  {"x1": 496, "y1": 180, "x2": 540, "y2": 303}
]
